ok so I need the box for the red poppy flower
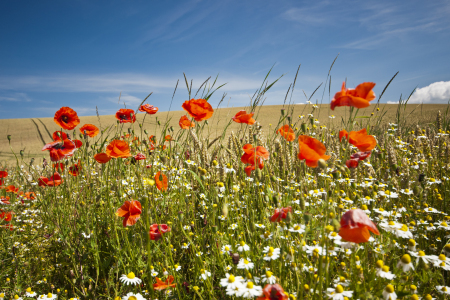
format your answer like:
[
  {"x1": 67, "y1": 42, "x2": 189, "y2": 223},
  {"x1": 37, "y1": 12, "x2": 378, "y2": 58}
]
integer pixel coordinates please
[
  {"x1": 298, "y1": 135, "x2": 331, "y2": 168},
  {"x1": 1, "y1": 224, "x2": 14, "y2": 231},
  {"x1": 257, "y1": 284, "x2": 289, "y2": 300},
  {"x1": 340, "y1": 129, "x2": 377, "y2": 152},
  {"x1": 105, "y1": 140, "x2": 131, "y2": 158},
  {"x1": 270, "y1": 206, "x2": 293, "y2": 223},
  {"x1": 153, "y1": 275, "x2": 176, "y2": 290},
  {"x1": 38, "y1": 172, "x2": 63, "y2": 187},
  {"x1": 244, "y1": 165, "x2": 256, "y2": 177},
  {"x1": 165, "y1": 135, "x2": 172, "y2": 141},
  {"x1": 241, "y1": 144, "x2": 269, "y2": 168},
  {"x1": 0, "y1": 171, "x2": 8, "y2": 178},
  {"x1": 346, "y1": 158, "x2": 360, "y2": 169},
  {"x1": 79, "y1": 124, "x2": 99, "y2": 137},
  {"x1": 149, "y1": 224, "x2": 171, "y2": 241},
  {"x1": 339, "y1": 209, "x2": 380, "y2": 243},
  {"x1": 182, "y1": 99, "x2": 214, "y2": 122},
  {"x1": 155, "y1": 172, "x2": 168, "y2": 191},
  {"x1": 69, "y1": 164, "x2": 80, "y2": 176},
  {"x1": 52, "y1": 131, "x2": 68, "y2": 142},
  {"x1": 0, "y1": 210, "x2": 13, "y2": 222},
  {"x1": 5, "y1": 185, "x2": 19, "y2": 193},
  {"x1": 24, "y1": 192, "x2": 36, "y2": 200},
  {"x1": 115, "y1": 108, "x2": 136, "y2": 123},
  {"x1": 232, "y1": 110, "x2": 256, "y2": 125},
  {"x1": 331, "y1": 82, "x2": 376, "y2": 110},
  {"x1": 1, "y1": 196, "x2": 10, "y2": 205},
  {"x1": 139, "y1": 104, "x2": 158, "y2": 114},
  {"x1": 116, "y1": 200, "x2": 142, "y2": 227},
  {"x1": 94, "y1": 153, "x2": 112, "y2": 164},
  {"x1": 134, "y1": 153, "x2": 146, "y2": 161},
  {"x1": 42, "y1": 138, "x2": 82, "y2": 162},
  {"x1": 179, "y1": 115, "x2": 195, "y2": 129},
  {"x1": 54, "y1": 107, "x2": 80, "y2": 130},
  {"x1": 277, "y1": 125, "x2": 295, "y2": 142}
]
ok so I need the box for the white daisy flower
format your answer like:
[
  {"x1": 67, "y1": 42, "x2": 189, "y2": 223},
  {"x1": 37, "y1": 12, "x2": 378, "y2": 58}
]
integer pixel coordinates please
[
  {"x1": 263, "y1": 246, "x2": 280, "y2": 261},
  {"x1": 199, "y1": 269, "x2": 211, "y2": 280},
  {"x1": 222, "y1": 244, "x2": 232, "y2": 254},
  {"x1": 397, "y1": 254, "x2": 414, "y2": 272},
  {"x1": 237, "y1": 258, "x2": 254, "y2": 270},
  {"x1": 38, "y1": 293, "x2": 57, "y2": 300},
  {"x1": 119, "y1": 272, "x2": 142, "y2": 285},
  {"x1": 237, "y1": 241, "x2": 250, "y2": 252},
  {"x1": 288, "y1": 224, "x2": 305, "y2": 234},
  {"x1": 220, "y1": 273, "x2": 245, "y2": 296},
  {"x1": 236, "y1": 281, "x2": 263, "y2": 299},
  {"x1": 121, "y1": 292, "x2": 145, "y2": 300},
  {"x1": 261, "y1": 270, "x2": 277, "y2": 284},
  {"x1": 436, "y1": 286, "x2": 450, "y2": 295},
  {"x1": 382, "y1": 285, "x2": 397, "y2": 300},
  {"x1": 376, "y1": 266, "x2": 396, "y2": 280},
  {"x1": 327, "y1": 285, "x2": 353, "y2": 300}
]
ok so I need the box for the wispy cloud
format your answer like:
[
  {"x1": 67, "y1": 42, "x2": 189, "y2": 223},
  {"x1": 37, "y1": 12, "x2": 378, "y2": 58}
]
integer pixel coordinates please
[
  {"x1": 0, "y1": 92, "x2": 31, "y2": 102},
  {"x1": 409, "y1": 81, "x2": 450, "y2": 104}
]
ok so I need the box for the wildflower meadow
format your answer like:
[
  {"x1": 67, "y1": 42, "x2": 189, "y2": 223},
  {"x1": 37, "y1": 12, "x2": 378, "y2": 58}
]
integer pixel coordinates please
[{"x1": 1, "y1": 72, "x2": 450, "y2": 300}]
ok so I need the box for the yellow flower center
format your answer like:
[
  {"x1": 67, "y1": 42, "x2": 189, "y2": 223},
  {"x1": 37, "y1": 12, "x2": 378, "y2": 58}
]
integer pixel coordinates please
[
  {"x1": 442, "y1": 222, "x2": 448, "y2": 227},
  {"x1": 269, "y1": 247, "x2": 274, "y2": 253},
  {"x1": 428, "y1": 208, "x2": 433, "y2": 211},
  {"x1": 47, "y1": 293, "x2": 53, "y2": 298},
  {"x1": 127, "y1": 272, "x2": 135, "y2": 279},
  {"x1": 401, "y1": 254, "x2": 412, "y2": 264},
  {"x1": 424, "y1": 295, "x2": 432, "y2": 300},
  {"x1": 128, "y1": 297, "x2": 137, "y2": 300},
  {"x1": 266, "y1": 271, "x2": 273, "y2": 277},
  {"x1": 15, "y1": 295, "x2": 19, "y2": 299},
  {"x1": 244, "y1": 259, "x2": 249, "y2": 264},
  {"x1": 246, "y1": 282, "x2": 254, "y2": 289},
  {"x1": 339, "y1": 276, "x2": 346, "y2": 282},
  {"x1": 418, "y1": 251, "x2": 426, "y2": 256},
  {"x1": 379, "y1": 208, "x2": 385, "y2": 211},
  {"x1": 26, "y1": 288, "x2": 32, "y2": 293},
  {"x1": 240, "y1": 241, "x2": 245, "y2": 246},
  {"x1": 385, "y1": 284, "x2": 395, "y2": 293},
  {"x1": 400, "y1": 224, "x2": 408, "y2": 232},
  {"x1": 382, "y1": 266, "x2": 390, "y2": 272},
  {"x1": 201, "y1": 269, "x2": 205, "y2": 274},
  {"x1": 439, "y1": 254, "x2": 446, "y2": 261},
  {"x1": 442, "y1": 287, "x2": 448, "y2": 292},
  {"x1": 294, "y1": 225, "x2": 301, "y2": 230},
  {"x1": 335, "y1": 285, "x2": 344, "y2": 293},
  {"x1": 228, "y1": 274, "x2": 235, "y2": 283},
  {"x1": 388, "y1": 221, "x2": 395, "y2": 226},
  {"x1": 405, "y1": 189, "x2": 410, "y2": 193}
]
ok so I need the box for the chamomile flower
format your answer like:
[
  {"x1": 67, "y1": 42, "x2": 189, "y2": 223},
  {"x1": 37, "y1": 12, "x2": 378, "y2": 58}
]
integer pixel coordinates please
[
  {"x1": 397, "y1": 254, "x2": 414, "y2": 272},
  {"x1": 327, "y1": 284, "x2": 353, "y2": 300},
  {"x1": 436, "y1": 286, "x2": 450, "y2": 295},
  {"x1": 236, "y1": 281, "x2": 263, "y2": 299},
  {"x1": 237, "y1": 241, "x2": 250, "y2": 252},
  {"x1": 121, "y1": 292, "x2": 145, "y2": 300},
  {"x1": 263, "y1": 246, "x2": 280, "y2": 261},
  {"x1": 237, "y1": 258, "x2": 254, "y2": 270},
  {"x1": 119, "y1": 272, "x2": 142, "y2": 285},
  {"x1": 12, "y1": 295, "x2": 23, "y2": 300},
  {"x1": 261, "y1": 270, "x2": 277, "y2": 284},
  {"x1": 199, "y1": 269, "x2": 211, "y2": 280},
  {"x1": 382, "y1": 285, "x2": 397, "y2": 300},
  {"x1": 220, "y1": 273, "x2": 245, "y2": 296},
  {"x1": 377, "y1": 265, "x2": 396, "y2": 280},
  {"x1": 25, "y1": 288, "x2": 37, "y2": 297},
  {"x1": 222, "y1": 244, "x2": 232, "y2": 254},
  {"x1": 288, "y1": 224, "x2": 305, "y2": 233},
  {"x1": 38, "y1": 293, "x2": 57, "y2": 300}
]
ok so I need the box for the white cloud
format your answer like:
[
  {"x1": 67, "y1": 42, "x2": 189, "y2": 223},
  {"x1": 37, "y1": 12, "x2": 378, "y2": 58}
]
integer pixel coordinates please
[
  {"x1": 0, "y1": 92, "x2": 31, "y2": 102},
  {"x1": 387, "y1": 101, "x2": 399, "y2": 104},
  {"x1": 409, "y1": 81, "x2": 450, "y2": 104}
]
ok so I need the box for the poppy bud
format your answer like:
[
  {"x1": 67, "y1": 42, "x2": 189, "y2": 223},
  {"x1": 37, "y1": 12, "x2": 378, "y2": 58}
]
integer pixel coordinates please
[
  {"x1": 318, "y1": 159, "x2": 327, "y2": 169},
  {"x1": 222, "y1": 203, "x2": 228, "y2": 218},
  {"x1": 281, "y1": 109, "x2": 286, "y2": 116},
  {"x1": 303, "y1": 213, "x2": 311, "y2": 224},
  {"x1": 144, "y1": 129, "x2": 148, "y2": 135},
  {"x1": 256, "y1": 168, "x2": 262, "y2": 180},
  {"x1": 205, "y1": 120, "x2": 209, "y2": 125},
  {"x1": 231, "y1": 253, "x2": 240, "y2": 264},
  {"x1": 301, "y1": 123, "x2": 307, "y2": 132},
  {"x1": 272, "y1": 195, "x2": 279, "y2": 206},
  {"x1": 139, "y1": 124, "x2": 142, "y2": 128},
  {"x1": 285, "y1": 211, "x2": 292, "y2": 224},
  {"x1": 7, "y1": 134, "x2": 11, "y2": 141},
  {"x1": 287, "y1": 115, "x2": 292, "y2": 123},
  {"x1": 157, "y1": 120, "x2": 161, "y2": 125},
  {"x1": 309, "y1": 118, "x2": 314, "y2": 126},
  {"x1": 413, "y1": 185, "x2": 423, "y2": 196},
  {"x1": 271, "y1": 175, "x2": 277, "y2": 182},
  {"x1": 20, "y1": 150, "x2": 24, "y2": 158},
  {"x1": 418, "y1": 173, "x2": 426, "y2": 182}
]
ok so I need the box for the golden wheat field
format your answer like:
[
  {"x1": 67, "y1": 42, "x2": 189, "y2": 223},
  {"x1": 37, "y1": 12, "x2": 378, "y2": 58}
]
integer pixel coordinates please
[{"x1": 0, "y1": 104, "x2": 447, "y2": 165}]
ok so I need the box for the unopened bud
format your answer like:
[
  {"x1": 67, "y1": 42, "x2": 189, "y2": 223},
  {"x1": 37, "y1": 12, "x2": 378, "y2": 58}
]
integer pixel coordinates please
[{"x1": 318, "y1": 159, "x2": 327, "y2": 169}]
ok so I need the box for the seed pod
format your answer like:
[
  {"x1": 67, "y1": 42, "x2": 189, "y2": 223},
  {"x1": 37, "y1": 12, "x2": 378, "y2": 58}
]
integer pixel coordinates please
[
  {"x1": 301, "y1": 123, "x2": 307, "y2": 132},
  {"x1": 303, "y1": 213, "x2": 311, "y2": 225},
  {"x1": 272, "y1": 195, "x2": 279, "y2": 207},
  {"x1": 231, "y1": 253, "x2": 240, "y2": 265},
  {"x1": 318, "y1": 159, "x2": 327, "y2": 169},
  {"x1": 413, "y1": 185, "x2": 423, "y2": 196}
]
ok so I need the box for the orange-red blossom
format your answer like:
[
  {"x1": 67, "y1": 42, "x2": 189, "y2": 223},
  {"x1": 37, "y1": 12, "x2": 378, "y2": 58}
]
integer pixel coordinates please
[
  {"x1": 340, "y1": 128, "x2": 377, "y2": 152},
  {"x1": 331, "y1": 82, "x2": 376, "y2": 110},
  {"x1": 182, "y1": 99, "x2": 214, "y2": 121},
  {"x1": 298, "y1": 135, "x2": 330, "y2": 168},
  {"x1": 116, "y1": 200, "x2": 142, "y2": 227},
  {"x1": 241, "y1": 144, "x2": 269, "y2": 176},
  {"x1": 232, "y1": 110, "x2": 255, "y2": 125},
  {"x1": 153, "y1": 275, "x2": 176, "y2": 290},
  {"x1": 339, "y1": 209, "x2": 380, "y2": 243},
  {"x1": 277, "y1": 125, "x2": 295, "y2": 142}
]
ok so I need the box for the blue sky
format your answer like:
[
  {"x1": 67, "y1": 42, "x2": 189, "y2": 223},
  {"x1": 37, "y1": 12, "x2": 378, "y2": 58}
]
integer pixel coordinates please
[{"x1": 1, "y1": 0, "x2": 449, "y2": 119}]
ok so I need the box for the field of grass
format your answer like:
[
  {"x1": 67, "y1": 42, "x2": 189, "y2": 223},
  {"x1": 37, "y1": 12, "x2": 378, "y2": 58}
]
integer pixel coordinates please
[
  {"x1": 1, "y1": 87, "x2": 450, "y2": 300},
  {"x1": 1, "y1": 104, "x2": 447, "y2": 165}
]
